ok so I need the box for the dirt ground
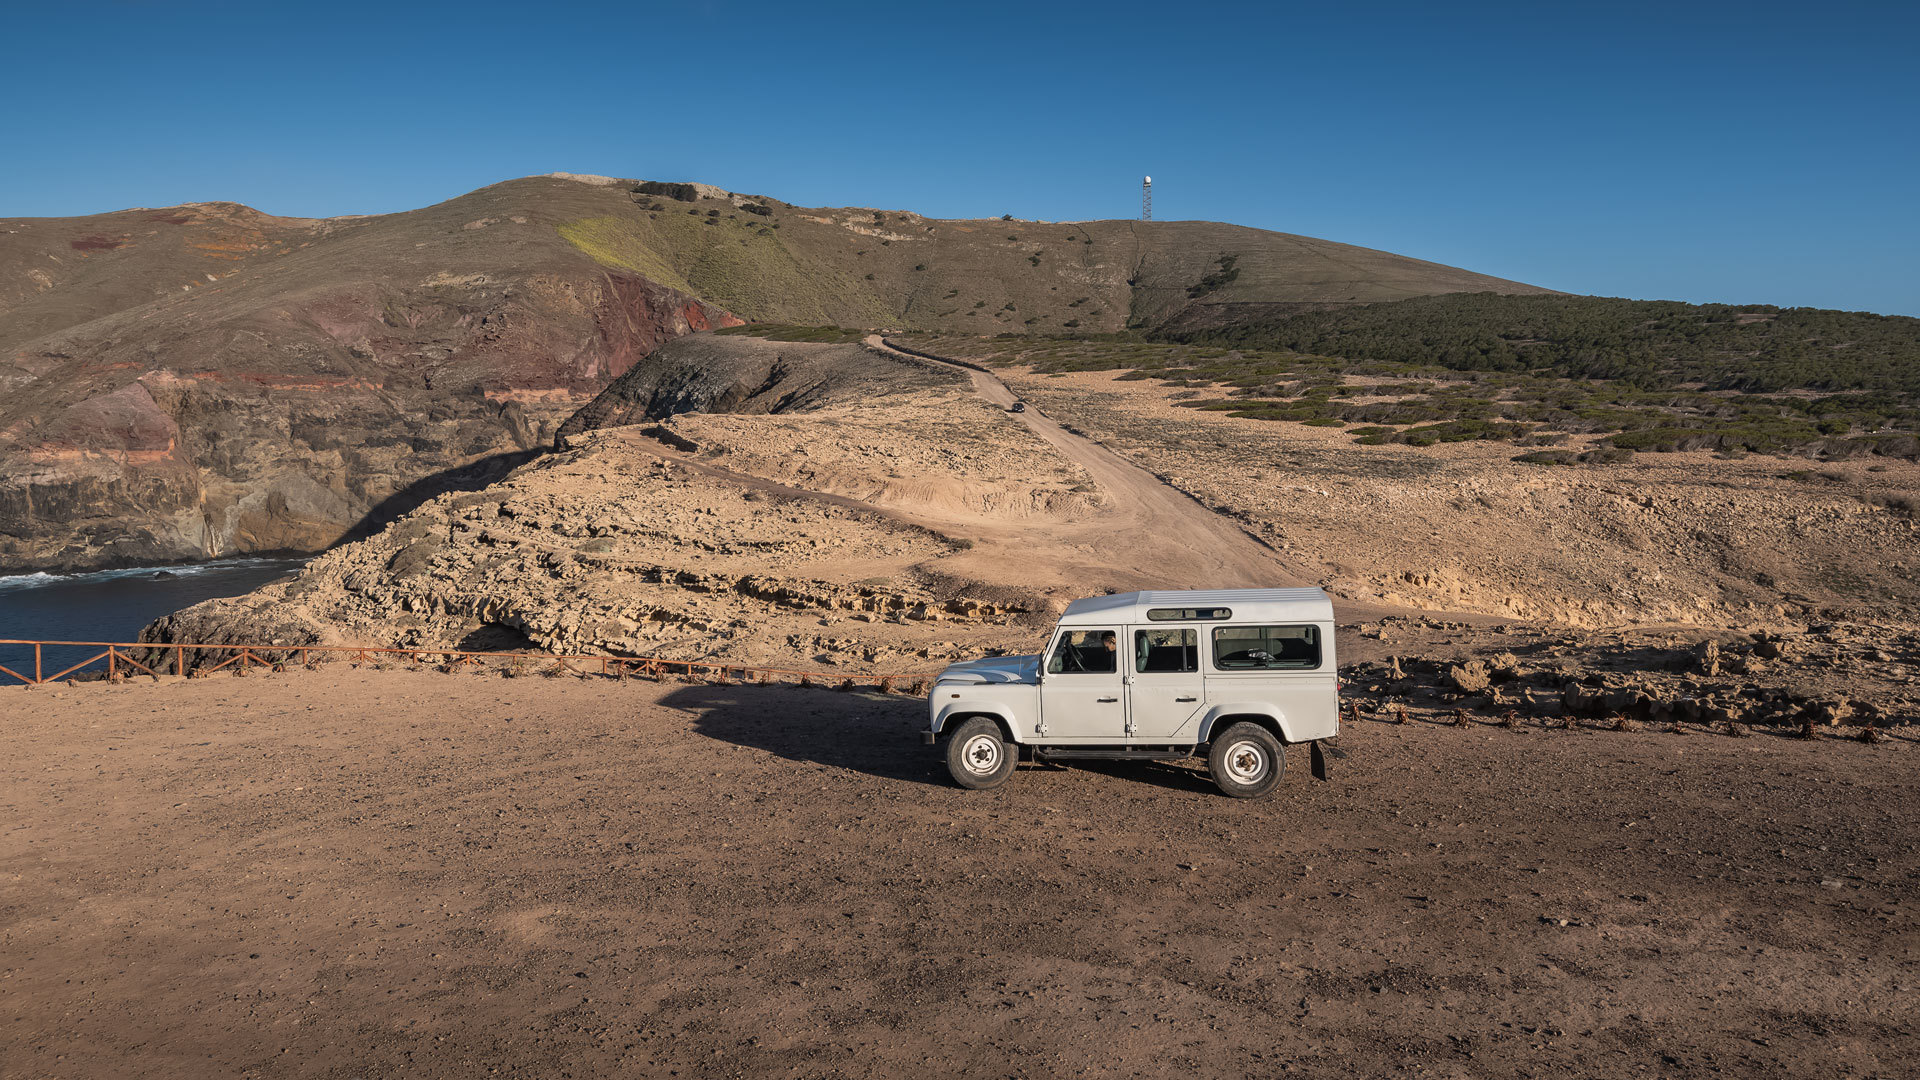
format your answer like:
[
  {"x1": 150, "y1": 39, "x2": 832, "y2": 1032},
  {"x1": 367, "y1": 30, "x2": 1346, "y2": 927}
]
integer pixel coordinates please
[
  {"x1": 4, "y1": 668, "x2": 1915, "y2": 1079},
  {"x1": 999, "y1": 366, "x2": 1920, "y2": 631}
]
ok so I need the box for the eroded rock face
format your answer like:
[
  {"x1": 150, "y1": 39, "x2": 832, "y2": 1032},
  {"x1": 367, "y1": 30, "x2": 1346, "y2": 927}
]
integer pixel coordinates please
[
  {"x1": 0, "y1": 184, "x2": 738, "y2": 572},
  {"x1": 139, "y1": 353, "x2": 1101, "y2": 673},
  {"x1": 143, "y1": 431, "x2": 1046, "y2": 674},
  {"x1": 556, "y1": 333, "x2": 966, "y2": 442}
]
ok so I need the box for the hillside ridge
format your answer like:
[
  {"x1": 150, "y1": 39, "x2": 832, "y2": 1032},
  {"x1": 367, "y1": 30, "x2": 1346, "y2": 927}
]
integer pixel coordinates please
[{"x1": 0, "y1": 173, "x2": 1548, "y2": 572}]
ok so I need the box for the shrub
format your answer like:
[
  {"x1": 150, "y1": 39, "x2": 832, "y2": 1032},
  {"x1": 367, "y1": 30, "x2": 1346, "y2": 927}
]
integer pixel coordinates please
[
  {"x1": 1187, "y1": 255, "x2": 1241, "y2": 299},
  {"x1": 1578, "y1": 446, "x2": 1636, "y2": 464},
  {"x1": 633, "y1": 180, "x2": 698, "y2": 202}
]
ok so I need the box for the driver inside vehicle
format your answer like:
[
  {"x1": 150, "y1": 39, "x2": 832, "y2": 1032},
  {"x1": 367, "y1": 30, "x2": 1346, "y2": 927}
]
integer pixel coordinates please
[{"x1": 1049, "y1": 630, "x2": 1118, "y2": 674}]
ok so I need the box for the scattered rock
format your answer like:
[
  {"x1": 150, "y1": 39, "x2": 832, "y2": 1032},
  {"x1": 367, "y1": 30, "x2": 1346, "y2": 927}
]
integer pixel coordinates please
[
  {"x1": 1448, "y1": 660, "x2": 1491, "y2": 694},
  {"x1": 1692, "y1": 639, "x2": 1721, "y2": 676}
]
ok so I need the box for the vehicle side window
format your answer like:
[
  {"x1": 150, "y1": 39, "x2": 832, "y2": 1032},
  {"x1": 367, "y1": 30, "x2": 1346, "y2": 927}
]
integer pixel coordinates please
[
  {"x1": 1212, "y1": 625, "x2": 1321, "y2": 670},
  {"x1": 1047, "y1": 629, "x2": 1119, "y2": 674},
  {"x1": 1134, "y1": 628, "x2": 1198, "y2": 673}
]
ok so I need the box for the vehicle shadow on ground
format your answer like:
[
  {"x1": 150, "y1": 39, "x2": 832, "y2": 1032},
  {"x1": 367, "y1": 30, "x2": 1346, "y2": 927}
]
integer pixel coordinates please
[
  {"x1": 1051, "y1": 759, "x2": 1219, "y2": 796},
  {"x1": 664, "y1": 684, "x2": 949, "y2": 787}
]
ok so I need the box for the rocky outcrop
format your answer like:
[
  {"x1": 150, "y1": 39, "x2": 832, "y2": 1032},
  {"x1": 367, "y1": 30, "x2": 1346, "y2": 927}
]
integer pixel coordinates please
[
  {"x1": 141, "y1": 425, "x2": 1047, "y2": 674},
  {"x1": 556, "y1": 333, "x2": 960, "y2": 442},
  {"x1": 138, "y1": 352, "x2": 1111, "y2": 673},
  {"x1": 1342, "y1": 619, "x2": 1916, "y2": 735}
]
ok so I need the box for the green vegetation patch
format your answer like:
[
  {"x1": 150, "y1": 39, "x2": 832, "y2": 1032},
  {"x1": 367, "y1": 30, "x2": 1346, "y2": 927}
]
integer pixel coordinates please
[
  {"x1": 1166, "y1": 292, "x2": 1920, "y2": 396},
  {"x1": 715, "y1": 324, "x2": 868, "y2": 344},
  {"x1": 557, "y1": 215, "x2": 695, "y2": 294},
  {"x1": 897, "y1": 315, "x2": 1920, "y2": 460},
  {"x1": 1187, "y1": 254, "x2": 1241, "y2": 299},
  {"x1": 558, "y1": 212, "x2": 892, "y2": 327}
]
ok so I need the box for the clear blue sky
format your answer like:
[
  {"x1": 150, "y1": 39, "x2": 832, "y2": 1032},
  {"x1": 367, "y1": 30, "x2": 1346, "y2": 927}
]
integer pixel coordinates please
[{"x1": 7, "y1": 0, "x2": 1915, "y2": 315}]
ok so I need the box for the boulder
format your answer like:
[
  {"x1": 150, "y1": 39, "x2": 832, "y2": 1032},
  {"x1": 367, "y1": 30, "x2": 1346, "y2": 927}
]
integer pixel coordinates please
[
  {"x1": 1448, "y1": 660, "x2": 1491, "y2": 694},
  {"x1": 1692, "y1": 639, "x2": 1721, "y2": 676}
]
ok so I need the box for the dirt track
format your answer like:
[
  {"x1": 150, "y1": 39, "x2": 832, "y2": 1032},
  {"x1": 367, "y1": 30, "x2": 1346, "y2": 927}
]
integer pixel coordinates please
[
  {"x1": 866, "y1": 334, "x2": 1299, "y2": 590},
  {"x1": 4, "y1": 670, "x2": 1915, "y2": 1078}
]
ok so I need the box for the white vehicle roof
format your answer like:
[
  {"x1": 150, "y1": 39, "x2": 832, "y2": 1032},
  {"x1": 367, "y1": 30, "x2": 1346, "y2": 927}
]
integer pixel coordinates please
[{"x1": 1058, "y1": 588, "x2": 1333, "y2": 626}]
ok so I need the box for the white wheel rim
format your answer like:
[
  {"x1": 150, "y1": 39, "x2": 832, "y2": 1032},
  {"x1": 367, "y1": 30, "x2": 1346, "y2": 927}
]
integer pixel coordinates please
[
  {"x1": 1223, "y1": 739, "x2": 1269, "y2": 784},
  {"x1": 961, "y1": 733, "x2": 1002, "y2": 775}
]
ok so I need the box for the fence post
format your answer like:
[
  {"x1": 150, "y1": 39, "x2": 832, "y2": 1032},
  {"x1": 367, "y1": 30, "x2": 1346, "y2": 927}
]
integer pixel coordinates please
[
  {"x1": 107, "y1": 647, "x2": 117, "y2": 682},
  {"x1": 35, "y1": 643, "x2": 42, "y2": 684}
]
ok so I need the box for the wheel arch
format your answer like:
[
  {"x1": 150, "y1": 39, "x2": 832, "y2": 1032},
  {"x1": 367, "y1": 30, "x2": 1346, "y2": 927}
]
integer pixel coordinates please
[
  {"x1": 934, "y1": 703, "x2": 1021, "y2": 744},
  {"x1": 1196, "y1": 705, "x2": 1293, "y2": 745}
]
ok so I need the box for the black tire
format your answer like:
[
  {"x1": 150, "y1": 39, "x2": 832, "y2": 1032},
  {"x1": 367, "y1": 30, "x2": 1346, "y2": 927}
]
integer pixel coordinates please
[
  {"x1": 1207, "y1": 722, "x2": 1285, "y2": 799},
  {"x1": 945, "y1": 716, "x2": 1017, "y2": 790}
]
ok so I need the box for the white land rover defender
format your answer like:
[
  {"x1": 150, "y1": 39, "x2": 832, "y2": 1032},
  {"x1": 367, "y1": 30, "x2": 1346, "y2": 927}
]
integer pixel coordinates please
[{"x1": 925, "y1": 588, "x2": 1340, "y2": 798}]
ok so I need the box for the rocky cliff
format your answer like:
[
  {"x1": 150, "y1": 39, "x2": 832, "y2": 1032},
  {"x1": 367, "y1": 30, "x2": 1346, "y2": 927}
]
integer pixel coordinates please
[
  {"x1": 554, "y1": 332, "x2": 953, "y2": 442},
  {"x1": 0, "y1": 179, "x2": 739, "y2": 571}
]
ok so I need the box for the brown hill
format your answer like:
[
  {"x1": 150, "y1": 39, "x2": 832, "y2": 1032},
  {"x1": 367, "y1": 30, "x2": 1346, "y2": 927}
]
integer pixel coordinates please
[{"x1": 0, "y1": 174, "x2": 1545, "y2": 571}]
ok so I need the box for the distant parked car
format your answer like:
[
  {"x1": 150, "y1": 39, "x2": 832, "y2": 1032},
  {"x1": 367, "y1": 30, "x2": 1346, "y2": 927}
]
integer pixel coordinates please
[
  {"x1": 1009, "y1": 401, "x2": 1026, "y2": 413},
  {"x1": 925, "y1": 588, "x2": 1341, "y2": 798}
]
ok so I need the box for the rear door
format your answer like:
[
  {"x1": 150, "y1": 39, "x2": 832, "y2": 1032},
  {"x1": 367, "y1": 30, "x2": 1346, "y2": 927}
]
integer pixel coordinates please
[
  {"x1": 1127, "y1": 625, "x2": 1205, "y2": 740},
  {"x1": 1039, "y1": 628, "x2": 1128, "y2": 740},
  {"x1": 1206, "y1": 623, "x2": 1338, "y2": 740}
]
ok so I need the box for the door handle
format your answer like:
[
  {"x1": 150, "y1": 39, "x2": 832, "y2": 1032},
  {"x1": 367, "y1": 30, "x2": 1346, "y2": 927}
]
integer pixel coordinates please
[
  {"x1": 1175, "y1": 696, "x2": 1197, "y2": 702},
  {"x1": 1097, "y1": 696, "x2": 1118, "y2": 703}
]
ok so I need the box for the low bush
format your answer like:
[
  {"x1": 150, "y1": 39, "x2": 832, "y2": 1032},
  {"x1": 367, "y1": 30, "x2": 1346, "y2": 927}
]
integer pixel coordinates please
[{"x1": 632, "y1": 180, "x2": 697, "y2": 202}]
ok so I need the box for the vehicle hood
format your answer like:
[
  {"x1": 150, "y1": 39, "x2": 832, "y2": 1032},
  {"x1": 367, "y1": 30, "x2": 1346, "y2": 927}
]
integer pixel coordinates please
[{"x1": 935, "y1": 654, "x2": 1041, "y2": 686}]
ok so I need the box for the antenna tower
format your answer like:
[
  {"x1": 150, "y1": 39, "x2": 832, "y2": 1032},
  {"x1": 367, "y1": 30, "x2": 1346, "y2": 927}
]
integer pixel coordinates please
[{"x1": 1141, "y1": 175, "x2": 1152, "y2": 221}]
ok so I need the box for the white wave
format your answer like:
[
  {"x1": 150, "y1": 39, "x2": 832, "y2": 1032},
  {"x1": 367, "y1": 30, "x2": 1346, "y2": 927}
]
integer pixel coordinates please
[{"x1": 0, "y1": 557, "x2": 306, "y2": 593}]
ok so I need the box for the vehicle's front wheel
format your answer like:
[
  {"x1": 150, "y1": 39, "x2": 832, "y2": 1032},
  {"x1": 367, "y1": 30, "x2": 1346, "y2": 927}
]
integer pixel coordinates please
[
  {"x1": 945, "y1": 717, "x2": 1017, "y2": 790},
  {"x1": 1207, "y1": 722, "x2": 1285, "y2": 799}
]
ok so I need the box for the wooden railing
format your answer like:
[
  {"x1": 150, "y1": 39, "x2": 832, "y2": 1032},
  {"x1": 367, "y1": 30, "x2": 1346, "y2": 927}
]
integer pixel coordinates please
[{"x1": 0, "y1": 639, "x2": 933, "y2": 692}]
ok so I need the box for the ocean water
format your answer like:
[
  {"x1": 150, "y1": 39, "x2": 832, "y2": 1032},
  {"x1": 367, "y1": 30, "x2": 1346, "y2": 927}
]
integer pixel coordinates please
[{"x1": 0, "y1": 557, "x2": 305, "y2": 682}]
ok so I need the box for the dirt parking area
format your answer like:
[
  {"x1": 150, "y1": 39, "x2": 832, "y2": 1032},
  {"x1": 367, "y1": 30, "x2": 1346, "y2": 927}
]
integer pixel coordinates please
[{"x1": 3, "y1": 669, "x2": 1916, "y2": 1079}]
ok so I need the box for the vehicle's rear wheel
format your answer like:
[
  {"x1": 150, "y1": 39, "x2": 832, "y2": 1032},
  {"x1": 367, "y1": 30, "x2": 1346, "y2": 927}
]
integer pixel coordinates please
[
  {"x1": 946, "y1": 717, "x2": 1017, "y2": 790},
  {"x1": 1207, "y1": 722, "x2": 1285, "y2": 799}
]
